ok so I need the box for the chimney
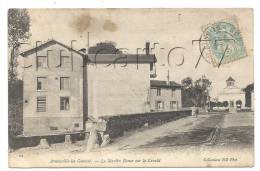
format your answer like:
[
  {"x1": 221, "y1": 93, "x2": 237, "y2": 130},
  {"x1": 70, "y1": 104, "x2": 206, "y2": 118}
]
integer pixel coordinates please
[
  {"x1": 166, "y1": 70, "x2": 170, "y2": 85},
  {"x1": 79, "y1": 48, "x2": 87, "y2": 54},
  {"x1": 146, "y1": 42, "x2": 150, "y2": 55}
]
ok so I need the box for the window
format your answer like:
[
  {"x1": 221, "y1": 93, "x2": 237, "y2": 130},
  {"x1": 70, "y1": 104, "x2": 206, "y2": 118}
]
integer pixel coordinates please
[
  {"x1": 37, "y1": 77, "x2": 46, "y2": 90},
  {"x1": 171, "y1": 89, "x2": 174, "y2": 97},
  {"x1": 60, "y1": 56, "x2": 70, "y2": 68},
  {"x1": 155, "y1": 101, "x2": 164, "y2": 110},
  {"x1": 60, "y1": 97, "x2": 70, "y2": 111},
  {"x1": 37, "y1": 56, "x2": 47, "y2": 68},
  {"x1": 60, "y1": 77, "x2": 70, "y2": 90},
  {"x1": 227, "y1": 81, "x2": 234, "y2": 87},
  {"x1": 37, "y1": 96, "x2": 46, "y2": 112},
  {"x1": 170, "y1": 101, "x2": 178, "y2": 110},
  {"x1": 156, "y1": 88, "x2": 161, "y2": 96}
]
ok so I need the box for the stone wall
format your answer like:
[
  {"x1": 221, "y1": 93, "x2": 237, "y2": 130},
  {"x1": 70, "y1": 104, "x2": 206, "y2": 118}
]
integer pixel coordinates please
[{"x1": 101, "y1": 110, "x2": 192, "y2": 139}]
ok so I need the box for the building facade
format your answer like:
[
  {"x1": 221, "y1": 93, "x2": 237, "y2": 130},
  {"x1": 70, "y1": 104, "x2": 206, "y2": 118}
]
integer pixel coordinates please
[
  {"x1": 218, "y1": 77, "x2": 245, "y2": 110},
  {"x1": 21, "y1": 40, "x2": 85, "y2": 136},
  {"x1": 87, "y1": 45, "x2": 157, "y2": 118},
  {"x1": 150, "y1": 80, "x2": 182, "y2": 112},
  {"x1": 19, "y1": 40, "x2": 156, "y2": 136}
]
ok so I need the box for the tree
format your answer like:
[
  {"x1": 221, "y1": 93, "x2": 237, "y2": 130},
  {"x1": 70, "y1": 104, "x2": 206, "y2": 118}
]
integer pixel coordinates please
[
  {"x1": 181, "y1": 76, "x2": 212, "y2": 108},
  {"x1": 181, "y1": 77, "x2": 193, "y2": 89},
  {"x1": 88, "y1": 41, "x2": 123, "y2": 54},
  {"x1": 223, "y1": 101, "x2": 229, "y2": 107},
  {"x1": 8, "y1": 9, "x2": 31, "y2": 82},
  {"x1": 211, "y1": 101, "x2": 217, "y2": 107},
  {"x1": 181, "y1": 77, "x2": 194, "y2": 107},
  {"x1": 217, "y1": 101, "x2": 223, "y2": 107},
  {"x1": 8, "y1": 9, "x2": 30, "y2": 138},
  {"x1": 236, "y1": 100, "x2": 242, "y2": 107}
]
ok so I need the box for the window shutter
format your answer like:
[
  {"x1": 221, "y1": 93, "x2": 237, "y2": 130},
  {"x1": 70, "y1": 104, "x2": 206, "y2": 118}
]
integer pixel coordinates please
[{"x1": 37, "y1": 96, "x2": 46, "y2": 112}]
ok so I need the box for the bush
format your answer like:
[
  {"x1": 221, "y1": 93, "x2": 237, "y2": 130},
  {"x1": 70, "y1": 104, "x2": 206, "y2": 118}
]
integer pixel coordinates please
[{"x1": 223, "y1": 101, "x2": 229, "y2": 107}]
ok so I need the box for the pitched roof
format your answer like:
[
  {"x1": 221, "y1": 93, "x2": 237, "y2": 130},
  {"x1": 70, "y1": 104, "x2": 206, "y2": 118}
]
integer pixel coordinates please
[
  {"x1": 150, "y1": 80, "x2": 182, "y2": 88},
  {"x1": 87, "y1": 54, "x2": 156, "y2": 64},
  {"x1": 226, "y1": 76, "x2": 235, "y2": 82},
  {"x1": 20, "y1": 39, "x2": 157, "y2": 64},
  {"x1": 20, "y1": 39, "x2": 85, "y2": 57}
]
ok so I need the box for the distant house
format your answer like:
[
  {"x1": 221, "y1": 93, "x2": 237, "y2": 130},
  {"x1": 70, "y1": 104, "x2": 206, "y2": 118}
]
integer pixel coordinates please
[
  {"x1": 18, "y1": 40, "x2": 157, "y2": 136},
  {"x1": 218, "y1": 77, "x2": 245, "y2": 110},
  {"x1": 150, "y1": 80, "x2": 182, "y2": 111}
]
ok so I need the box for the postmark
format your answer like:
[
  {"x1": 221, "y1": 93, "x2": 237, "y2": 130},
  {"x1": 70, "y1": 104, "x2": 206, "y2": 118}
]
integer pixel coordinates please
[{"x1": 200, "y1": 18, "x2": 247, "y2": 67}]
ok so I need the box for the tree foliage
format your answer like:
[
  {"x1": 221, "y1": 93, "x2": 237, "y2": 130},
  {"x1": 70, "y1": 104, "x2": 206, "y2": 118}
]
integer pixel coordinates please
[
  {"x1": 181, "y1": 76, "x2": 212, "y2": 108},
  {"x1": 8, "y1": 9, "x2": 31, "y2": 48},
  {"x1": 88, "y1": 41, "x2": 123, "y2": 54},
  {"x1": 8, "y1": 9, "x2": 31, "y2": 82},
  {"x1": 236, "y1": 100, "x2": 242, "y2": 106},
  {"x1": 223, "y1": 101, "x2": 229, "y2": 107}
]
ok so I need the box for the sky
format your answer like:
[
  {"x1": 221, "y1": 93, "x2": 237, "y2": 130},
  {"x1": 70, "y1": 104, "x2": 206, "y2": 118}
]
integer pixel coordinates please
[{"x1": 18, "y1": 9, "x2": 254, "y2": 97}]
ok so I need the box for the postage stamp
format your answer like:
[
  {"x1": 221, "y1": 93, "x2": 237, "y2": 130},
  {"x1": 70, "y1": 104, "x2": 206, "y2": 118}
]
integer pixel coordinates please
[{"x1": 200, "y1": 18, "x2": 247, "y2": 67}]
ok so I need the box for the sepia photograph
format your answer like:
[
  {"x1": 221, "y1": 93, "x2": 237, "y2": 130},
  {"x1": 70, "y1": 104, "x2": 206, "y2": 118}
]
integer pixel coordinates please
[{"x1": 7, "y1": 8, "x2": 254, "y2": 167}]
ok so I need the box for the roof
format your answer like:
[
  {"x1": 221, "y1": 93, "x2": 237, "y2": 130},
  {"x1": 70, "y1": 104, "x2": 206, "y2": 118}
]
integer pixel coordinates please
[
  {"x1": 226, "y1": 76, "x2": 235, "y2": 82},
  {"x1": 150, "y1": 80, "x2": 182, "y2": 88},
  {"x1": 20, "y1": 39, "x2": 85, "y2": 57},
  {"x1": 87, "y1": 54, "x2": 156, "y2": 64},
  {"x1": 20, "y1": 39, "x2": 157, "y2": 64}
]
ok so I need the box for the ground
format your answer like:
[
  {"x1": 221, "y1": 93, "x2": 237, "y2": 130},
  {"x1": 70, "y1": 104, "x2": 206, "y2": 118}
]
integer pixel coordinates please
[{"x1": 9, "y1": 111, "x2": 254, "y2": 167}]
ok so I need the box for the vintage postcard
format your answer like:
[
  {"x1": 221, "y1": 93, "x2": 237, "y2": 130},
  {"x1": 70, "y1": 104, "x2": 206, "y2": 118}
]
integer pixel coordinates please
[{"x1": 8, "y1": 8, "x2": 254, "y2": 167}]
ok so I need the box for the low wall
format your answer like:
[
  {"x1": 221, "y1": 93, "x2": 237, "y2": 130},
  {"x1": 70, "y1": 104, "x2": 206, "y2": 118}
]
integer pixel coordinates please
[{"x1": 100, "y1": 109, "x2": 192, "y2": 139}]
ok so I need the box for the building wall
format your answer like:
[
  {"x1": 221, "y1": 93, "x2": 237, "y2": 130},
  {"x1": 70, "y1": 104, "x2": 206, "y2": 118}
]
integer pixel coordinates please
[
  {"x1": 22, "y1": 43, "x2": 84, "y2": 136},
  {"x1": 150, "y1": 87, "x2": 182, "y2": 111},
  {"x1": 251, "y1": 91, "x2": 254, "y2": 110},
  {"x1": 218, "y1": 92, "x2": 245, "y2": 108},
  {"x1": 87, "y1": 63, "x2": 151, "y2": 118}
]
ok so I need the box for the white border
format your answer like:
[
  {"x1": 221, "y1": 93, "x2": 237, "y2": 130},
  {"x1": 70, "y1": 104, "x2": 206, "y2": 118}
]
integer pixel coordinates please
[{"x1": 0, "y1": 0, "x2": 258, "y2": 171}]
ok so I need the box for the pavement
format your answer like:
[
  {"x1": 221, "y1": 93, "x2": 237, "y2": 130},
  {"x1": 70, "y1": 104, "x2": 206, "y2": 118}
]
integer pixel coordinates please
[{"x1": 100, "y1": 113, "x2": 224, "y2": 152}]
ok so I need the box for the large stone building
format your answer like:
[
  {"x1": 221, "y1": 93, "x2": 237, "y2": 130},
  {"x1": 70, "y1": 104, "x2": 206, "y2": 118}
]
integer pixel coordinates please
[
  {"x1": 87, "y1": 47, "x2": 157, "y2": 118},
  {"x1": 150, "y1": 80, "x2": 182, "y2": 111},
  {"x1": 18, "y1": 40, "x2": 156, "y2": 136},
  {"x1": 20, "y1": 40, "x2": 85, "y2": 136},
  {"x1": 218, "y1": 77, "x2": 245, "y2": 110}
]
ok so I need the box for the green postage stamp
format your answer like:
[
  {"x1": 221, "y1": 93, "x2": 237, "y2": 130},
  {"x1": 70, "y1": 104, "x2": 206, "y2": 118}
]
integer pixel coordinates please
[{"x1": 201, "y1": 18, "x2": 247, "y2": 67}]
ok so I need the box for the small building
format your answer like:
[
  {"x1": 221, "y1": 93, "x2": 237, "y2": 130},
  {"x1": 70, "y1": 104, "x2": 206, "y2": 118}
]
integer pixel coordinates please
[
  {"x1": 218, "y1": 77, "x2": 245, "y2": 110},
  {"x1": 150, "y1": 80, "x2": 182, "y2": 112}
]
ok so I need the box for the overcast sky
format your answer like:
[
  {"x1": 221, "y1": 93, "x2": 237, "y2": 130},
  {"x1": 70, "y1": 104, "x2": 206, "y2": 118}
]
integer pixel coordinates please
[{"x1": 19, "y1": 9, "x2": 254, "y2": 97}]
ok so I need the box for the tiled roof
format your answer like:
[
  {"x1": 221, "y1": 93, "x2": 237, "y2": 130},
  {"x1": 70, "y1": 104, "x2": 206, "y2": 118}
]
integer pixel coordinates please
[
  {"x1": 87, "y1": 54, "x2": 156, "y2": 64},
  {"x1": 226, "y1": 76, "x2": 235, "y2": 82},
  {"x1": 20, "y1": 39, "x2": 85, "y2": 57},
  {"x1": 20, "y1": 39, "x2": 157, "y2": 64},
  {"x1": 150, "y1": 80, "x2": 182, "y2": 88}
]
